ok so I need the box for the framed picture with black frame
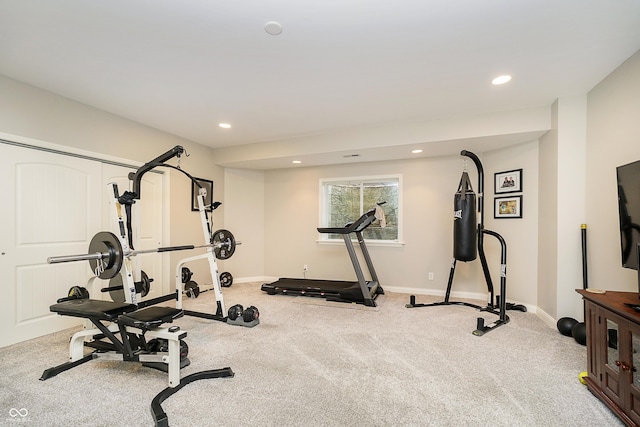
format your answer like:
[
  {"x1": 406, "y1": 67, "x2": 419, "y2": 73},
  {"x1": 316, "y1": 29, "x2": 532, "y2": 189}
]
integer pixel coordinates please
[
  {"x1": 494, "y1": 169, "x2": 522, "y2": 194},
  {"x1": 191, "y1": 177, "x2": 214, "y2": 211},
  {"x1": 494, "y1": 195, "x2": 522, "y2": 219}
]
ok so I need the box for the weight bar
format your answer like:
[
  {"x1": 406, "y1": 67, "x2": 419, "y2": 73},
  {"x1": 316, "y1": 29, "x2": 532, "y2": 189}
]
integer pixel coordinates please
[
  {"x1": 101, "y1": 270, "x2": 153, "y2": 302},
  {"x1": 48, "y1": 230, "x2": 239, "y2": 279}
]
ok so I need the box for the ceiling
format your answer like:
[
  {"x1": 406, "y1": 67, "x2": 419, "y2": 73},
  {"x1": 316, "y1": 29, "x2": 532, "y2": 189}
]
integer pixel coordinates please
[{"x1": 1, "y1": 1, "x2": 640, "y2": 168}]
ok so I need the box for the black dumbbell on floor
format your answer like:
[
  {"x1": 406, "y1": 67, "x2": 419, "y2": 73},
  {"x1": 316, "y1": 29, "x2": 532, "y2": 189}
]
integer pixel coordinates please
[{"x1": 226, "y1": 304, "x2": 260, "y2": 327}]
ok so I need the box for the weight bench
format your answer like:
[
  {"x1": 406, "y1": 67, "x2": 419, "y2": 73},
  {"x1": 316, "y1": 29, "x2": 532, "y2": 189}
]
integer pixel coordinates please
[{"x1": 40, "y1": 299, "x2": 188, "y2": 388}]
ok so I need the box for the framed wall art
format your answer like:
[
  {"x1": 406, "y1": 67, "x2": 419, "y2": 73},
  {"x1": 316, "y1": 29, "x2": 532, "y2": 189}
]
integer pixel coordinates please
[
  {"x1": 494, "y1": 169, "x2": 522, "y2": 194},
  {"x1": 494, "y1": 195, "x2": 522, "y2": 219},
  {"x1": 191, "y1": 177, "x2": 214, "y2": 211}
]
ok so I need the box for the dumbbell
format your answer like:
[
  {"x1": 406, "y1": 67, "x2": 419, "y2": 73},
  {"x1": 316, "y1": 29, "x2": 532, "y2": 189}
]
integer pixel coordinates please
[{"x1": 227, "y1": 304, "x2": 260, "y2": 322}]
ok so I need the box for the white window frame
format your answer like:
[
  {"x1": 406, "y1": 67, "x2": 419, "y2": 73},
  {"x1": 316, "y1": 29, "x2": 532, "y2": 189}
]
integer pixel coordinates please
[{"x1": 318, "y1": 174, "x2": 403, "y2": 247}]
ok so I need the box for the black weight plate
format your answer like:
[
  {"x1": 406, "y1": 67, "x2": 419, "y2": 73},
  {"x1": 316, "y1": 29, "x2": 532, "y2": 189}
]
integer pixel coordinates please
[
  {"x1": 185, "y1": 280, "x2": 200, "y2": 298},
  {"x1": 220, "y1": 271, "x2": 233, "y2": 287},
  {"x1": 243, "y1": 305, "x2": 259, "y2": 322},
  {"x1": 181, "y1": 267, "x2": 192, "y2": 284},
  {"x1": 180, "y1": 340, "x2": 189, "y2": 360},
  {"x1": 108, "y1": 274, "x2": 125, "y2": 302},
  {"x1": 211, "y1": 229, "x2": 236, "y2": 260},
  {"x1": 139, "y1": 270, "x2": 151, "y2": 297},
  {"x1": 147, "y1": 338, "x2": 160, "y2": 352},
  {"x1": 88, "y1": 231, "x2": 124, "y2": 279},
  {"x1": 227, "y1": 304, "x2": 243, "y2": 320},
  {"x1": 68, "y1": 286, "x2": 89, "y2": 300}
]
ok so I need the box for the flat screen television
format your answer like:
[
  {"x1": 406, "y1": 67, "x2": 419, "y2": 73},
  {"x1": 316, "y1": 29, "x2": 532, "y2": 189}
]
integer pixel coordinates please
[{"x1": 616, "y1": 159, "x2": 640, "y2": 295}]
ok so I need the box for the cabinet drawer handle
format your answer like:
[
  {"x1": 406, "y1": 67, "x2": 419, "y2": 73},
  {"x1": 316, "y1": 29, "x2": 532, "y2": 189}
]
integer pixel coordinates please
[{"x1": 615, "y1": 360, "x2": 631, "y2": 371}]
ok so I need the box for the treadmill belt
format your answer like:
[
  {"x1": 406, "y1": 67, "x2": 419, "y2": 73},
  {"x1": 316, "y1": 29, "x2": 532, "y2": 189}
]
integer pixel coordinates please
[{"x1": 261, "y1": 277, "x2": 366, "y2": 302}]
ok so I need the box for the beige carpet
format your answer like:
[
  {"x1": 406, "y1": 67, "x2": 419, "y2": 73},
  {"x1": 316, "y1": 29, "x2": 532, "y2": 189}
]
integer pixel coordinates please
[{"x1": 0, "y1": 282, "x2": 623, "y2": 426}]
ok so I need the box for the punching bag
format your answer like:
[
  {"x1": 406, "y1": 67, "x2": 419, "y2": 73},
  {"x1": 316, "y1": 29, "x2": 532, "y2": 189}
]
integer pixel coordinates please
[{"x1": 453, "y1": 171, "x2": 477, "y2": 261}]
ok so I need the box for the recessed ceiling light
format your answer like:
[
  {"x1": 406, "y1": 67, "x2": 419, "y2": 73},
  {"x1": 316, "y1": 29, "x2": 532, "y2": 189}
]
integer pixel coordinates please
[
  {"x1": 265, "y1": 21, "x2": 283, "y2": 35},
  {"x1": 492, "y1": 75, "x2": 512, "y2": 85},
  {"x1": 292, "y1": 160, "x2": 301, "y2": 164},
  {"x1": 219, "y1": 123, "x2": 231, "y2": 129},
  {"x1": 412, "y1": 149, "x2": 423, "y2": 154}
]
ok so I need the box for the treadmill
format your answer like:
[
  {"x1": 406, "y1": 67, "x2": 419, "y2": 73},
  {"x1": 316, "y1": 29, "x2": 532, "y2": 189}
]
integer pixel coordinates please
[{"x1": 261, "y1": 204, "x2": 385, "y2": 307}]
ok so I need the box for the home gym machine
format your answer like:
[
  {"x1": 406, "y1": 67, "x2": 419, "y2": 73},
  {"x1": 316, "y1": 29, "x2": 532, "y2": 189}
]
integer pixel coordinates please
[
  {"x1": 39, "y1": 146, "x2": 256, "y2": 426},
  {"x1": 261, "y1": 202, "x2": 385, "y2": 307},
  {"x1": 406, "y1": 150, "x2": 525, "y2": 336},
  {"x1": 48, "y1": 145, "x2": 257, "y2": 326}
]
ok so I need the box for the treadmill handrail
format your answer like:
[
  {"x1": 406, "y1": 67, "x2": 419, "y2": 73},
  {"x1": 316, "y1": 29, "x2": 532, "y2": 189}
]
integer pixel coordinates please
[{"x1": 317, "y1": 206, "x2": 378, "y2": 235}]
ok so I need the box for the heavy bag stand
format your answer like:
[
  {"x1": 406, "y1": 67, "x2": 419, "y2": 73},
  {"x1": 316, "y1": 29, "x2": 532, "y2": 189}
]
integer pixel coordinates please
[{"x1": 406, "y1": 150, "x2": 524, "y2": 336}]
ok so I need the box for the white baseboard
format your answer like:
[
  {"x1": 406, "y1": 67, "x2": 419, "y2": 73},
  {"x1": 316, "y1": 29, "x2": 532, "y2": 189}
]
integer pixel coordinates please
[
  {"x1": 234, "y1": 276, "x2": 276, "y2": 284},
  {"x1": 230, "y1": 278, "x2": 549, "y2": 326},
  {"x1": 535, "y1": 307, "x2": 558, "y2": 330}
]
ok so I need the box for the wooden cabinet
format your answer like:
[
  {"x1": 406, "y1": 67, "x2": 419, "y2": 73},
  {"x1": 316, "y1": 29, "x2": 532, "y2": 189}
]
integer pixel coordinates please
[{"x1": 578, "y1": 290, "x2": 640, "y2": 426}]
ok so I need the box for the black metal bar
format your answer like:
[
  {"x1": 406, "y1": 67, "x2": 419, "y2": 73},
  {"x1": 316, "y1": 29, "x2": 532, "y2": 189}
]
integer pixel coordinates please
[
  {"x1": 443, "y1": 258, "x2": 457, "y2": 303},
  {"x1": 129, "y1": 145, "x2": 185, "y2": 199},
  {"x1": 476, "y1": 226, "x2": 495, "y2": 305},
  {"x1": 183, "y1": 309, "x2": 226, "y2": 322},
  {"x1": 156, "y1": 245, "x2": 195, "y2": 253},
  {"x1": 40, "y1": 354, "x2": 94, "y2": 381},
  {"x1": 460, "y1": 150, "x2": 484, "y2": 224},
  {"x1": 582, "y1": 224, "x2": 588, "y2": 320},
  {"x1": 481, "y1": 228, "x2": 508, "y2": 323},
  {"x1": 151, "y1": 368, "x2": 235, "y2": 427},
  {"x1": 137, "y1": 292, "x2": 178, "y2": 309},
  {"x1": 581, "y1": 224, "x2": 588, "y2": 290}
]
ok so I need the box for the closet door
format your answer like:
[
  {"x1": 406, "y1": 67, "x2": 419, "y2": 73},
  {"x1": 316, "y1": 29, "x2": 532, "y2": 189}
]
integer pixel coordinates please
[{"x1": 0, "y1": 143, "x2": 102, "y2": 347}]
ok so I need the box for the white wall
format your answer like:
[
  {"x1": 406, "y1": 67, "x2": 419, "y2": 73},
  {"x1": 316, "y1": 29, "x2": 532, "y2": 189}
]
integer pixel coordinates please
[
  {"x1": 536, "y1": 50, "x2": 640, "y2": 325},
  {"x1": 261, "y1": 146, "x2": 539, "y2": 307},
  {"x1": 536, "y1": 95, "x2": 589, "y2": 324},
  {"x1": 222, "y1": 168, "x2": 265, "y2": 281},
  {"x1": 0, "y1": 74, "x2": 223, "y2": 285},
  {"x1": 586, "y1": 50, "x2": 640, "y2": 293},
  {"x1": 537, "y1": 101, "x2": 559, "y2": 321},
  {"x1": 3, "y1": 47, "x2": 639, "y2": 324},
  {"x1": 556, "y1": 95, "x2": 588, "y2": 321},
  {"x1": 484, "y1": 141, "x2": 539, "y2": 308}
]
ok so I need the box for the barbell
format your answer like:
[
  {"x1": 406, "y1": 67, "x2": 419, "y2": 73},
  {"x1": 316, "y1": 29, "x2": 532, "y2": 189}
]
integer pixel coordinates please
[{"x1": 47, "y1": 229, "x2": 239, "y2": 279}]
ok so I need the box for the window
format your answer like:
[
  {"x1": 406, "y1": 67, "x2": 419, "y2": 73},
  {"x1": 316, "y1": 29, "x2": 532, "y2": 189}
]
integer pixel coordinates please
[{"x1": 320, "y1": 175, "x2": 401, "y2": 243}]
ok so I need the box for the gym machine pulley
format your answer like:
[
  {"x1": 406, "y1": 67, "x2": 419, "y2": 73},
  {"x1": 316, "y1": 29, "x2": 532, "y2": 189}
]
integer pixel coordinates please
[{"x1": 47, "y1": 229, "x2": 240, "y2": 279}]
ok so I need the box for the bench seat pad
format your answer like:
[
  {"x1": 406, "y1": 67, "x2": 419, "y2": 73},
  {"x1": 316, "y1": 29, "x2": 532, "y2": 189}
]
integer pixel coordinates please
[{"x1": 50, "y1": 299, "x2": 137, "y2": 320}]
